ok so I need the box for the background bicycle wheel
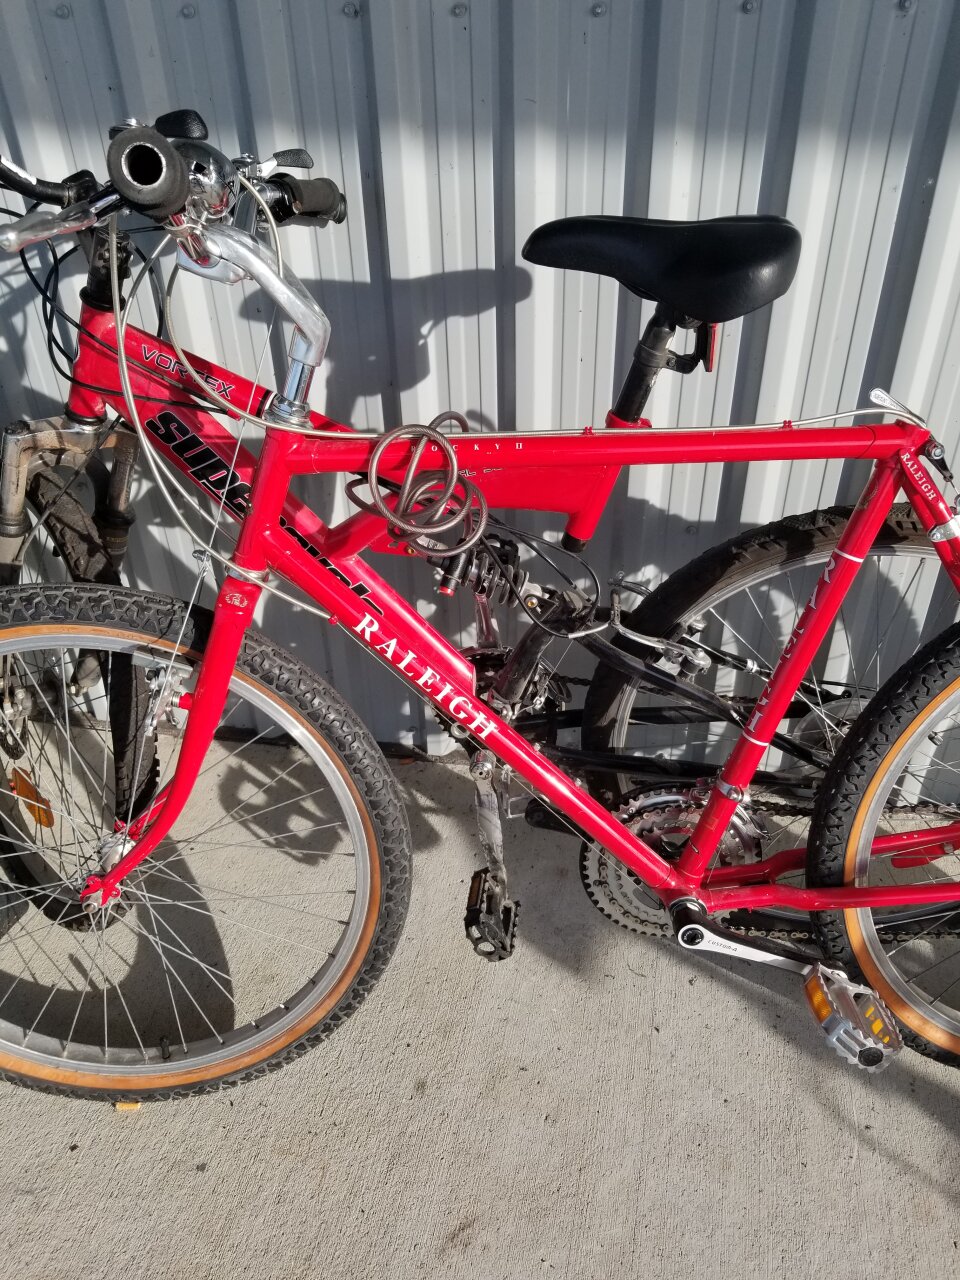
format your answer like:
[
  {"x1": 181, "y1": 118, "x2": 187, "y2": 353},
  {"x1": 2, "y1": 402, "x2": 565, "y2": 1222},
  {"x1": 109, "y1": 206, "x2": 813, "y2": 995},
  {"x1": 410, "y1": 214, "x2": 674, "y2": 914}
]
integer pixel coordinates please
[{"x1": 2, "y1": 0, "x2": 960, "y2": 749}]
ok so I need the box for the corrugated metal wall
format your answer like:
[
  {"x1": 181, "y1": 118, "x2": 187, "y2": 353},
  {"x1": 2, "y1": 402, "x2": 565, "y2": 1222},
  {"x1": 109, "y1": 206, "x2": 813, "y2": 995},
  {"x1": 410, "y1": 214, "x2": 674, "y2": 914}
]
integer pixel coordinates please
[{"x1": 2, "y1": 0, "x2": 960, "y2": 745}]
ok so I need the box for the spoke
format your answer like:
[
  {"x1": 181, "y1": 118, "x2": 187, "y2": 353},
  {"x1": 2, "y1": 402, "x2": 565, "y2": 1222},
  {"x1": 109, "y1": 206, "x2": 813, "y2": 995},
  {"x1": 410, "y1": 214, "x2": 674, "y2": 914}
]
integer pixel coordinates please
[
  {"x1": 99, "y1": 911, "x2": 108, "y2": 1059},
  {"x1": 931, "y1": 969, "x2": 960, "y2": 1005},
  {"x1": 0, "y1": 705, "x2": 93, "y2": 857},
  {"x1": 120, "y1": 885, "x2": 237, "y2": 1005},
  {"x1": 100, "y1": 919, "x2": 150, "y2": 1062},
  {"x1": 13, "y1": 658, "x2": 107, "y2": 840},
  {"x1": 140, "y1": 858, "x2": 355, "y2": 924},
  {"x1": 59, "y1": 655, "x2": 99, "y2": 835},
  {"x1": 193, "y1": 721, "x2": 278, "y2": 783},
  {"x1": 113, "y1": 879, "x2": 340, "y2": 956},
  {"x1": 180, "y1": 823, "x2": 349, "y2": 853},
  {"x1": 132, "y1": 883, "x2": 189, "y2": 1055},
  {"x1": 120, "y1": 658, "x2": 159, "y2": 836},
  {"x1": 110, "y1": 907, "x2": 226, "y2": 1047},
  {"x1": 0, "y1": 893, "x2": 77, "y2": 1016},
  {"x1": 895, "y1": 923, "x2": 960, "y2": 980},
  {"x1": 63, "y1": 951, "x2": 95, "y2": 1052},
  {"x1": 182, "y1": 754, "x2": 314, "y2": 842},
  {"x1": 100, "y1": 651, "x2": 112, "y2": 847}
]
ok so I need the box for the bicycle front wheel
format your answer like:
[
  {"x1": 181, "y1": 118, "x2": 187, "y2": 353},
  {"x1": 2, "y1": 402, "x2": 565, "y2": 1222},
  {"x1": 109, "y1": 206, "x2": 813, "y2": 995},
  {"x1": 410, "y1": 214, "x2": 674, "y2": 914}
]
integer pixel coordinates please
[
  {"x1": 0, "y1": 585, "x2": 411, "y2": 1099},
  {"x1": 810, "y1": 624, "x2": 960, "y2": 1067}
]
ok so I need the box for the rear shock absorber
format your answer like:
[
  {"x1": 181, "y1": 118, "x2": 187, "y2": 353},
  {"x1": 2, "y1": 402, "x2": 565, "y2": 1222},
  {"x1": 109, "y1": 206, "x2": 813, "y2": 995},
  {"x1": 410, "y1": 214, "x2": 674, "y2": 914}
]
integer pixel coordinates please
[{"x1": 435, "y1": 536, "x2": 528, "y2": 604}]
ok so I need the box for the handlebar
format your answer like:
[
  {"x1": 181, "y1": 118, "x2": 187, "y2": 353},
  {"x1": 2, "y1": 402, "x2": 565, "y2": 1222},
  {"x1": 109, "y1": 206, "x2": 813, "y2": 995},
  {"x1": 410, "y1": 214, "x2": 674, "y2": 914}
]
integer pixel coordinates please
[
  {"x1": 0, "y1": 111, "x2": 341, "y2": 394},
  {"x1": 0, "y1": 189, "x2": 120, "y2": 254},
  {"x1": 0, "y1": 155, "x2": 96, "y2": 207},
  {"x1": 0, "y1": 111, "x2": 347, "y2": 235}
]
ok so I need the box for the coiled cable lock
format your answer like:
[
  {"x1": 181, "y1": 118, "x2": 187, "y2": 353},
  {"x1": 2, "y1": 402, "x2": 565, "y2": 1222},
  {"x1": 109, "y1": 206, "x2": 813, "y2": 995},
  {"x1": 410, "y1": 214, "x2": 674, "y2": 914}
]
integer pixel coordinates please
[{"x1": 345, "y1": 412, "x2": 489, "y2": 557}]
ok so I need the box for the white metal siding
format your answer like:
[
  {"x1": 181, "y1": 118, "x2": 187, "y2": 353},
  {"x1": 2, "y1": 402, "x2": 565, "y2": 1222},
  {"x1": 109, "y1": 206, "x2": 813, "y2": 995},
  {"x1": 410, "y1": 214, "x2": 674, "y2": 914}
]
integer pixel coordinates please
[{"x1": 1, "y1": 0, "x2": 960, "y2": 744}]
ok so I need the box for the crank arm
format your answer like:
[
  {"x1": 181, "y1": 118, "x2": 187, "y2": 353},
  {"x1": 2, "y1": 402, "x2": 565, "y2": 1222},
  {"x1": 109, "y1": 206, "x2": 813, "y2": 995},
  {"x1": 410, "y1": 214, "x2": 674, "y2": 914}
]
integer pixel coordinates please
[{"x1": 671, "y1": 899, "x2": 819, "y2": 973}]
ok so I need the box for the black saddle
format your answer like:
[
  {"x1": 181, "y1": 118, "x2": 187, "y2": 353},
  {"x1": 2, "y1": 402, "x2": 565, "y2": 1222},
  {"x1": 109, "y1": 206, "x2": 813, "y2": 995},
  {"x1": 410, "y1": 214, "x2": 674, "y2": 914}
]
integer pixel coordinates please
[{"x1": 521, "y1": 215, "x2": 800, "y2": 324}]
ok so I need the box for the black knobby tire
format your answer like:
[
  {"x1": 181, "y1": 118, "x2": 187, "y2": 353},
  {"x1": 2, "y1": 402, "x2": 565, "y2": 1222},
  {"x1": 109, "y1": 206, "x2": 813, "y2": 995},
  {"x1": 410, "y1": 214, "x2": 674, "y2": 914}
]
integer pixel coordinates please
[
  {"x1": 582, "y1": 503, "x2": 936, "y2": 803},
  {"x1": 808, "y1": 623, "x2": 960, "y2": 1068},
  {"x1": 24, "y1": 472, "x2": 120, "y2": 586},
  {"x1": 0, "y1": 584, "x2": 412, "y2": 1100}
]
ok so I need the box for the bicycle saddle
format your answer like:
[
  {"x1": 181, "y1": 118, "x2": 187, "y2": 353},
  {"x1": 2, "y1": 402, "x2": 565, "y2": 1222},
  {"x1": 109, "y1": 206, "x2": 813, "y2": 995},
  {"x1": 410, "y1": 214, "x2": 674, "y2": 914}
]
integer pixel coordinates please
[{"x1": 521, "y1": 214, "x2": 800, "y2": 324}]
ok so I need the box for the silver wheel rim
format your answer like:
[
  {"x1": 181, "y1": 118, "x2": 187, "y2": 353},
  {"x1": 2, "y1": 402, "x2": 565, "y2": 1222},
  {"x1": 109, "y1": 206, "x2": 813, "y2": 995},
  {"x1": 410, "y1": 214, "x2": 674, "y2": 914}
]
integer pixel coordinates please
[
  {"x1": 612, "y1": 542, "x2": 957, "y2": 791},
  {"x1": 851, "y1": 677, "x2": 960, "y2": 1039},
  {"x1": 0, "y1": 627, "x2": 374, "y2": 1080}
]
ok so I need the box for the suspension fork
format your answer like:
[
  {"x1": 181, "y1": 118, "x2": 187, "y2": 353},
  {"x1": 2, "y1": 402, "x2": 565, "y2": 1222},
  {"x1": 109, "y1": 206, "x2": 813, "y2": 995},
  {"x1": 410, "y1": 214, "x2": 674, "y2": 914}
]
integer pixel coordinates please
[{"x1": 80, "y1": 573, "x2": 262, "y2": 907}]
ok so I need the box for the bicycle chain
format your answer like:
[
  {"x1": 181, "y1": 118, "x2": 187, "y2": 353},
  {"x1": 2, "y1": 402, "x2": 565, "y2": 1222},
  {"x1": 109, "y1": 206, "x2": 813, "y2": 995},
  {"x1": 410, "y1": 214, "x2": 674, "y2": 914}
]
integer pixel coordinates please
[{"x1": 581, "y1": 791, "x2": 960, "y2": 945}]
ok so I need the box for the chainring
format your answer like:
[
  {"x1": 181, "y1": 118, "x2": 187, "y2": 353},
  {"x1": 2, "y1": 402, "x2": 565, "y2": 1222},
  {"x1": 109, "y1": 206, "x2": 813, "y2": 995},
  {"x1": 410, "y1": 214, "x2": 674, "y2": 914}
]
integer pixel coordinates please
[
  {"x1": 579, "y1": 784, "x2": 771, "y2": 936},
  {"x1": 579, "y1": 785, "x2": 960, "y2": 945}
]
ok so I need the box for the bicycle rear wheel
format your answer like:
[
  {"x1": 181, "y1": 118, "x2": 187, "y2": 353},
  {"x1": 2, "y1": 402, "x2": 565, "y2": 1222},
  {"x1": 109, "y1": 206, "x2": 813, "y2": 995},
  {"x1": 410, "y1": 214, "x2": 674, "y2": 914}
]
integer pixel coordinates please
[
  {"x1": 0, "y1": 585, "x2": 411, "y2": 1099},
  {"x1": 21, "y1": 471, "x2": 119, "y2": 586},
  {"x1": 583, "y1": 505, "x2": 959, "y2": 806}
]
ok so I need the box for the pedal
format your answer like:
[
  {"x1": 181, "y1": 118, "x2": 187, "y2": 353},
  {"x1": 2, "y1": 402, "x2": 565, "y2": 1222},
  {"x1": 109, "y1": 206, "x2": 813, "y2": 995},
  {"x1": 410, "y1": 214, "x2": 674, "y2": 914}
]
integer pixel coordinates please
[
  {"x1": 464, "y1": 867, "x2": 519, "y2": 961},
  {"x1": 803, "y1": 963, "x2": 903, "y2": 1071}
]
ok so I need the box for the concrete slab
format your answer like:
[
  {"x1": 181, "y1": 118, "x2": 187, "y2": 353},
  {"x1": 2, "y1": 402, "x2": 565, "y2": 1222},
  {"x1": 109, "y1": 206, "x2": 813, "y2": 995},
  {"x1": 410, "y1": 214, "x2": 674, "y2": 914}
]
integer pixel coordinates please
[{"x1": 1, "y1": 756, "x2": 958, "y2": 1280}]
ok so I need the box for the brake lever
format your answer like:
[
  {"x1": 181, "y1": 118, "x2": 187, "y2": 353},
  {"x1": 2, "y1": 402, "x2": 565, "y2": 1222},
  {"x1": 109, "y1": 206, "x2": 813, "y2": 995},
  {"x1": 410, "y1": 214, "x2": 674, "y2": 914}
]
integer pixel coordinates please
[{"x1": 0, "y1": 189, "x2": 121, "y2": 254}]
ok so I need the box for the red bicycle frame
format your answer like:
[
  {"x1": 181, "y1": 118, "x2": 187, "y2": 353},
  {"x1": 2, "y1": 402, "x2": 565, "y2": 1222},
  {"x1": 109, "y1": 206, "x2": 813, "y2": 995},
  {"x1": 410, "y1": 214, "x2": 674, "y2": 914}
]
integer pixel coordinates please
[{"x1": 68, "y1": 304, "x2": 960, "y2": 916}]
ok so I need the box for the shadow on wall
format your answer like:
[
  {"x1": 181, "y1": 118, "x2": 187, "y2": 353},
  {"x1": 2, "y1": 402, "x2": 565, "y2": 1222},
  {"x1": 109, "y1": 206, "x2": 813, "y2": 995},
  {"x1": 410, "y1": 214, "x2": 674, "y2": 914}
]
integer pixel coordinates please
[
  {"x1": 238, "y1": 266, "x2": 533, "y2": 426},
  {"x1": 0, "y1": 262, "x2": 74, "y2": 422}
]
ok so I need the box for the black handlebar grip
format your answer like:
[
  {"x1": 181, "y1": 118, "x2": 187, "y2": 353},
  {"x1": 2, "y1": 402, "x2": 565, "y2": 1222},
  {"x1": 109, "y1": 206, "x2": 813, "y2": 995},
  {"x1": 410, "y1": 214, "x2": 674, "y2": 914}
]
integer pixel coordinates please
[
  {"x1": 272, "y1": 174, "x2": 347, "y2": 224},
  {"x1": 154, "y1": 108, "x2": 209, "y2": 140},
  {"x1": 106, "y1": 126, "x2": 190, "y2": 220},
  {"x1": 0, "y1": 157, "x2": 69, "y2": 206}
]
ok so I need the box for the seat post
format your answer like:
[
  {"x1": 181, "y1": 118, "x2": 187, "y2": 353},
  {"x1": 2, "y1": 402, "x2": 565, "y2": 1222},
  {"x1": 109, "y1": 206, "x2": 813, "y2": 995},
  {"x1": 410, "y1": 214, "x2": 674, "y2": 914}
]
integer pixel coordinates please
[{"x1": 611, "y1": 307, "x2": 677, "y2": 422}]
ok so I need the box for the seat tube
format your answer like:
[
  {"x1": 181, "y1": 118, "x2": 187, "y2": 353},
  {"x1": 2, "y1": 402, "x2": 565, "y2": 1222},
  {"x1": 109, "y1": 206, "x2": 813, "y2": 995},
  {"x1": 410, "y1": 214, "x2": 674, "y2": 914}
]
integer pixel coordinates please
[{"x1": 677, "y1": 456, "x2": 902, "y2": 884}]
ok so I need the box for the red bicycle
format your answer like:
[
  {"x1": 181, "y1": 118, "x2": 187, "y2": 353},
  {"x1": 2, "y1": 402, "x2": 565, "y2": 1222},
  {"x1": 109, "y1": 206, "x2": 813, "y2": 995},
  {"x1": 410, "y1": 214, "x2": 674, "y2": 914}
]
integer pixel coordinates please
[{"x1": 2, "y1": 110, "x2": 960, "y2": 1100}]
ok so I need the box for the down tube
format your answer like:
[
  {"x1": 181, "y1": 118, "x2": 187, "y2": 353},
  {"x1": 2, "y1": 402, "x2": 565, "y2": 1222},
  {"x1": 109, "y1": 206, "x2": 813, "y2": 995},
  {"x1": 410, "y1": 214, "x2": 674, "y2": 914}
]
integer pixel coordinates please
[{"x1": 260, "y1": 525, "x2": 689, "y2": 897}]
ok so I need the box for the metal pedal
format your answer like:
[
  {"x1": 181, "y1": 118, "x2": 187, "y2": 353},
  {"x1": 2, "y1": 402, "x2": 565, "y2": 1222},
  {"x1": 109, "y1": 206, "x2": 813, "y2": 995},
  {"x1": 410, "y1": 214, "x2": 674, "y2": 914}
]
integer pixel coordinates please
[
  {"x1": 464, "y1": 867, "x2": 519, "y2": 961},
  {"x1": 803, "y1": 963, "x2": 903, "y2": 1071}
]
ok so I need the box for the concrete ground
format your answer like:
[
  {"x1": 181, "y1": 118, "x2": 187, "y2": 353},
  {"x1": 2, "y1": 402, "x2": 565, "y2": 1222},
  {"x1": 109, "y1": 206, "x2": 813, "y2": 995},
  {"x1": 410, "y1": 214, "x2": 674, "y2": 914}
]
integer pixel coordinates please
[{"x1": 2, "y1": 755, "x2": 959, "y2": 1280}]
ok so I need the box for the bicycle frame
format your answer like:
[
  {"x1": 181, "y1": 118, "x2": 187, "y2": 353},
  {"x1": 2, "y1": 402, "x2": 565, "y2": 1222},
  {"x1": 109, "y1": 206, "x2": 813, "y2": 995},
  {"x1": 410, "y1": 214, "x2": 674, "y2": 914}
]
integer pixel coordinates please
[{"x1": 65, "y1": 303, "x2": 960, "y2": 916}]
